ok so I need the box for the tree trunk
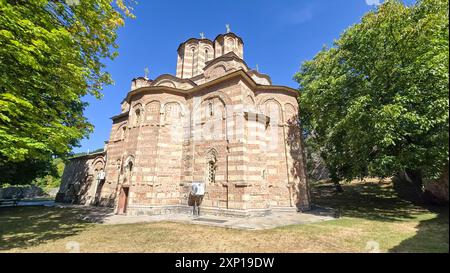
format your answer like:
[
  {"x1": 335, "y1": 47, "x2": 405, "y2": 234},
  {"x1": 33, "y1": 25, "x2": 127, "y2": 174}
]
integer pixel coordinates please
[
  {"x1": 404, "y1": 168, "x2": 424, "y2": 203},
  {"x1": 330, "y1": 169, "x2": 344, "y2": 193},
  {"x1": 332, "y1": 179, "x2": 344, "y2": 193}
]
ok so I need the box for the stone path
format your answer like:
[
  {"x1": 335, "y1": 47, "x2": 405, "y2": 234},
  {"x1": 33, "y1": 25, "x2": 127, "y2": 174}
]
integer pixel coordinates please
[
  {"x1": 9, "y1": 202, "x2": 337, "y2": 230},
  {"x1": 65, "y1": 205, "x2": 337, "y2": 230}
]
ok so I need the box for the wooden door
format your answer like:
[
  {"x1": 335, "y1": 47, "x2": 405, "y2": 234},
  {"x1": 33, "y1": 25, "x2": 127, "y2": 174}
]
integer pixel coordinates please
[{"x1": 117, "y1": 187, "x2": 129, "y2": 214}]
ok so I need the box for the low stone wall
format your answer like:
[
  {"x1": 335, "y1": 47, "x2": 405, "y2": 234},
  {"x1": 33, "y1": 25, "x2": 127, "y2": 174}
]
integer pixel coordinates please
[
  {"x1": 126, "y1": 205, "x2": 192, "y2": 216},
  {"x1": 126, "y1": 204, "x2": 283, "y2": 218},
  {"x1": 0, "y1": 185, "x2": 47, "y2": 199}
]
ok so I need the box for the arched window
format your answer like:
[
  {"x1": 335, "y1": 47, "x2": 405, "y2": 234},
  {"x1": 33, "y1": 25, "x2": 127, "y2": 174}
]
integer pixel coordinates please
[
  {"x1": 205, "y1": 49, "x2": 209, "y2": 62},
  {"x1": 205, "y1": 149, "x2": 217, "y2": 184},
  {"x1": 125, "y1": 161, "x2": 133, "y2": 179},
  {"x1": 191, "y1": 47, "x2": 196, "y2": 77},
  {"x1": 96, "y1": 168, "x2": 105, "y2": 181},
  {"x1": 208, "y1": 101, "x2": 214, "y2": 117},
  {"x1": 207, "y1": 160, "x2": 216, "y2": 184},
  {"x1": 135, "y1": 108, "x2": 141, "y2": 126},
  {"x1": 123, "y1": 156, "x2": 134, "y2": 176},
  {"x1": 226, "y1": 38, "x2": 235, "y2": 51}
]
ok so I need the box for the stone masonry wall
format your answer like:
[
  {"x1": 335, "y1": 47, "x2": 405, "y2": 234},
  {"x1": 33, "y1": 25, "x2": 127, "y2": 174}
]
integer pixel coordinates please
[{"x1": 97, "y1": 74, "x2": 310, "y2": 216}]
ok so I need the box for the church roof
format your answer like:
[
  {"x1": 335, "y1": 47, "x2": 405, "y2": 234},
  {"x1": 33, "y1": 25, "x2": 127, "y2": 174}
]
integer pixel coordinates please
[
  {"x1": 177, "y1": 37, "x2": 213, "y2": 52},
  {"x1": 122, "y1": 68, "x2": 298, "y2": 105},
  {"x1": 213, "y1": 32, "x2": 244, "y2": 44},
  {"x1": 177, "y1": 32, "x2": 244, "y2": 52},
  {"x1": 203, "y1": 51, "x2": 249, "y2": 71}
]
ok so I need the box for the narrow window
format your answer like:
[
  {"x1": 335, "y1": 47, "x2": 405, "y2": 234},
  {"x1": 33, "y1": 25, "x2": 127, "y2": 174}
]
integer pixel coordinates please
[
  {"x1": 205, "y1": 150, "x2": 217, "y2": 184},
  {"x1": 191, "y1": 48, "x2": 195, "y2": 77},
  {"x1": 117, "y1": 159, "x2": 121, "y2": 171},
  {"x1": 135, "y1": 109, "x2": 141, "y2": 125},
  {"x1": 125, "y1": 161, "x2": 133, "y2": 177},
  {"x1": 205, "y1": 49, "x2": 209, "y2": 62},
  {"x1": 208, "y1": 161, "x2": 216, "y2": 183},
  {"x1": 209, "y1": 101, "x2": 214, "y2": 116}
]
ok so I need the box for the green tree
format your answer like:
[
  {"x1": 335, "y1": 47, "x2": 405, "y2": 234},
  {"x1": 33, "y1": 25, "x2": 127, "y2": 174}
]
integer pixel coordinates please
[
  {"x1": 0, "y1": 0, "x2": 134, "y2": 172},
  {"x1": 33, "y1": 157, "x2": 65, "y2": 189},
  {"x1": 0, "y1": 155, "x2": 54, "y2": 185},
  {"x1": 295, "y1": 0, "x2": 449, "y2": 196}
]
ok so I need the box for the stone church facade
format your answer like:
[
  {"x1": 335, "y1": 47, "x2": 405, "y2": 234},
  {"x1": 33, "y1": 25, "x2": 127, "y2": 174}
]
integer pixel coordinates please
[{"x1": 57, "y1": 32, "x2": 310, "y2": 217}]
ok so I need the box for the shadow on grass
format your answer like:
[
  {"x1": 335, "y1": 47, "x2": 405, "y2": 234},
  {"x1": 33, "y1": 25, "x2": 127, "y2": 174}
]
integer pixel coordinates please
[
  {"x1": 310, "y1": 179, "x2": 430, "y2": 222},
  {"x1": 311, "y1": 178, "x2": 424, "y2": 221},
  {"x1": 0, "y1": 206, "x2": 111, "y2": 251},
  {"x1": 311, "y1": 178, "x2": 449, "y2": 252},
  {"x1": 389, "y1": 205, "x2": 449, "y2": 253}
]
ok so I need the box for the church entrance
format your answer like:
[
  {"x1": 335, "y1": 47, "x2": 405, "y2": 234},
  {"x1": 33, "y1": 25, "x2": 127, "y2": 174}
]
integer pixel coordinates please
[{"x1": 117, "y1": 186, "x2": 129, "y2": 214}]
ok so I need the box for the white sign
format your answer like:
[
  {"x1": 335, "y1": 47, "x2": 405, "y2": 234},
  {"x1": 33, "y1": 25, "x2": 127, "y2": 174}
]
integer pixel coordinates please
[{"x1": 191, "y1": 182, "x2": 205, "y2": 196}]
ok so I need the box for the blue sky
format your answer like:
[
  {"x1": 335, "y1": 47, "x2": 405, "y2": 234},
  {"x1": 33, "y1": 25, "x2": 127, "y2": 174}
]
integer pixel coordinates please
[{"x1": 74, "y1": 0, "x2": 416, "y2": 153}]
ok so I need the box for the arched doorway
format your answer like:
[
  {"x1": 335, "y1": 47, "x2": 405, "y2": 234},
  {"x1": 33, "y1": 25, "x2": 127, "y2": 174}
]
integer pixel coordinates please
[
  {"x1": 93, "y1": 168, "x2": 105, "y2": 205},
  {"x1": 117, "y1": 186, "x2": 129, "y2": 214},
  {"x1": 117, "y1": 158, "x2": 133, "y2": 214}
]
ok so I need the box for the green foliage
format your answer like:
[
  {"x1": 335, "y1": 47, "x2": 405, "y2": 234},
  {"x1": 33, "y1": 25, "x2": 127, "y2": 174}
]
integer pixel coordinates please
[
  {"x1": 0, "y1": 155, "x2": 55, "y2": 185},
  {"x1": 0, "y1": 156, "x2": 64, "y2": 188},
  {"x1": 33, "y1": 158, "x2": 65, "y2": 189},
  {"x1": 295, "y1": 0, "x2": 449, "y2": 182},
  {"x1": 0, "y1": 0, "x2": 135, "y2": 166}
]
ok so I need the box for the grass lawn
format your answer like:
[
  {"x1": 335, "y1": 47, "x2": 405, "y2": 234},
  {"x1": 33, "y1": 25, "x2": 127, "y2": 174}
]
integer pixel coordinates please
[{"x1": 0, "y1": 178, "x2": 448, "y2": 253}]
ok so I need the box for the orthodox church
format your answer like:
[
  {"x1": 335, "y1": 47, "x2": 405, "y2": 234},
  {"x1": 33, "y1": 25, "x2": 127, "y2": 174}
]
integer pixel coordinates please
[{"x1": 57, "y1": 30, "x2": 310, "y2": 216}]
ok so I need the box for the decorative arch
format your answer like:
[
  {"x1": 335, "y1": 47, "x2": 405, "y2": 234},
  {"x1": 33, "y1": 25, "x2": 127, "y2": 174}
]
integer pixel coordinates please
[
  {"x1": 189, "y1": 45, "x2": 198, "y2": 77},
  {"x1": 258, "y1": 98, "x2": 283, "y2": 124},
  {"x1": 203, "y1": 45, "x2": 214, "y2": 62},
  {"x1": 92, "y1": 157, "x2": 105, "y2": 181},
  {"x1": 131, "y1": 103, "x2": 144, "y2": 126},
  {"x1": 204, "y1": 64, "x2": 228, "y2": 81},
  {"x1": 201, "y1": 91, "x2": 231, "y2": 120},
  {"x1": 114, "y1": 122, "x2": 127, "y2": 141},
  {"x1": 123, "y1": 155, "x2": 135, "y2": 176},
  {"x1": 225, "y1": 37, "x2": 236, "y2": 51},
  {"x1": 92, "y1": 156, "x2": 105, "y2": 168},
  {"x1": 201, "y1": 90, "x2": 232, "y2": 106},
  {"x1": 284, "y1": 103, "x2": 297, "y2": 123},
  {"x1": 154, "y1": 80, "x2": 176, "y2": 88},
  {"x1": 163, "y1": 101, "x2": 183, "y2": 125},
  {"x1": 244, "y1": 94, "x2": 256, "y2": 112},
  {"x1": 145, "y1": 100, "x2": 161, "y2": 123},
  {"x1": 150, "y1": 74, "x2": 196, "y2": 90}
]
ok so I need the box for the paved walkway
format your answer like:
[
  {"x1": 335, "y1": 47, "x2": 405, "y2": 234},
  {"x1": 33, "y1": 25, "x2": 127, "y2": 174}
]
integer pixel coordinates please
[
  {"x1": 59, "y1": 205, "x2": 337, "y2": 230},
  {"x1": 105, "y1": 212, "x2": 335, "y2": 230},
  {"x1": 6, "y1": 201, "x2": 336, "y2": 230}
]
